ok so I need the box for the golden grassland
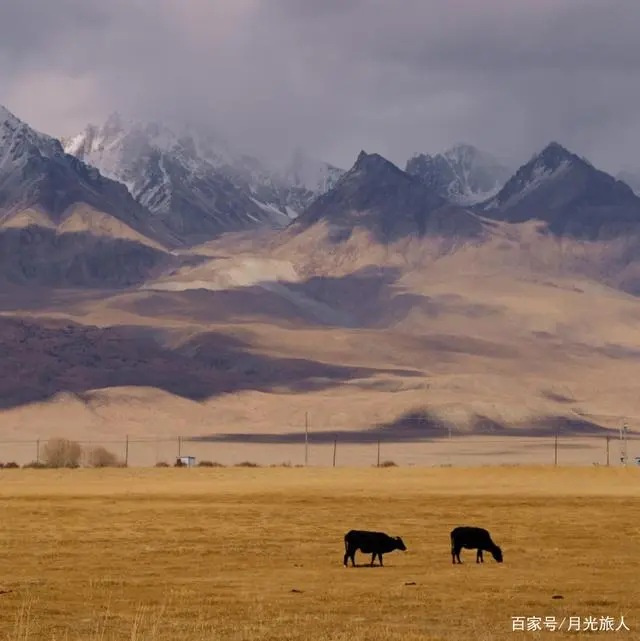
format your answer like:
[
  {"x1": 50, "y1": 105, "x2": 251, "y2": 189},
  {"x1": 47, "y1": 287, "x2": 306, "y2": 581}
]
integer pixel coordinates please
[{"x1": 0, "y1": 467, "x2": 638, "y2": 640}]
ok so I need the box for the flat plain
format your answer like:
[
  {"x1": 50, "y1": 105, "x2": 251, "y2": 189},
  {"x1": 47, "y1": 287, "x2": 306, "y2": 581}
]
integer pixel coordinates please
[{"x1": 0, "y1": 466, "x2": 638, "y2": 640}]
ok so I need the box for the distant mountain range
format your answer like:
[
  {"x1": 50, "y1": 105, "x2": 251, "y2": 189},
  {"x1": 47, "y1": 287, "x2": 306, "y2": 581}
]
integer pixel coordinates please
[
  {"x1": 293, "y1": 141, "x2": 640, "y2": 246},
  {"x1": 0, "y1": 105, "x2": 181, "y2": 287},
  {"x1": 3, "y1": 101, "x2": 640, "y2": 288},
  {"x1": 405, "y1": 143, "x2": 513, "y2": 206},
  {"x1": 476, "y1": 142, "x2": 640, "y2": 240},
  {"x1": 7, "y1": 102, "x2": 640, "y2": 431},
  {"x1": 62, "y1": 113, "x2": 346, "y2": 244},
  {"x1": 0, "y1": 106, "x2": 175, "y2": 245},
  {"x1": 293, "y1": 150, "x2": 484, "y2": 243}
]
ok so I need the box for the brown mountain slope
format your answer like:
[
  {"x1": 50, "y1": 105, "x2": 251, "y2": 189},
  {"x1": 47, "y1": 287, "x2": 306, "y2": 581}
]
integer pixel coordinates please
[{"x1": 3, "y1": 218, "x2": 640, "y2": 447}]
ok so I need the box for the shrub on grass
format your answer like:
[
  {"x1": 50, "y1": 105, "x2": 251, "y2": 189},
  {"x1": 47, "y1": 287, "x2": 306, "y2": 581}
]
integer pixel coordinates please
[
  {"x1": 22, "y1": 461, "x2": 47, "y2": 469},
  {"x1": 85, "y1": 445, "x2": 123, "y2": 468},
  {"x1": 42, "y1": 438, "x2": 82, "y2": 468},
  {"x1": 197, "y1": 460, "x2": 225, "y2": 467}
]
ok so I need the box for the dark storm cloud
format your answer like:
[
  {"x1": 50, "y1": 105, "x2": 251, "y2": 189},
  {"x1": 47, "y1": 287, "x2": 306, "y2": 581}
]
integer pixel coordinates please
[
  {"x1": 1, "y1": 0, "x2": 639, "y2": 173},
  {"x1": 0, "y1": 0, "x2": 109, "y2": 63}
]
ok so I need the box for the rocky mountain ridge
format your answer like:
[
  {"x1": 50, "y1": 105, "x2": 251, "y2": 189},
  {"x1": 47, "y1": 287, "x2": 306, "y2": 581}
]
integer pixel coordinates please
[
  {"x1": 405, "y1": 143, "x2": 513, "y2": 205},
  {"x1": 63, "y1": 113, "x2": 346, "y2": 241},
  {"x1": 476, "y1": 142, "x2": 640, "y2": 240}
]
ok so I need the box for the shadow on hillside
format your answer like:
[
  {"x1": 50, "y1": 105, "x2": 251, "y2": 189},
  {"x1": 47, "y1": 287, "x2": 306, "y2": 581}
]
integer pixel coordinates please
[
  {"x1": 0, "y1": 316, "x2": 422, "y2": 411},
  {"x1": 119, "y1": 266, "x2": 405, "y2": 329},
  {"x1": 195, "y1": 409, "x2": 632, "y2": 444},
  {"x1": 0, "y1": 247, "x2": 213, "y2": 313},
  {"x1": 532, "y1": 330, "x2": 640, "y2": 361},
  {"x1": 0, "y1": 227, "x2": 177, "y2": 289},
  {"x1": 118, "y1": 266, "x2": 505, "y2": 331}
]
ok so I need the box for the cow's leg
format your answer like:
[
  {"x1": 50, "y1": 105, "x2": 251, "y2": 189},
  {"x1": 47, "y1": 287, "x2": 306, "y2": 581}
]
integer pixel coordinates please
[
  {"x1": 378, "y1": 552, "x2": 384, "y2": 567},
  {"x1": 344, "y1": 544, "x2": 353, "y2": 567},
  {"x1": 351, "y1": 550, "x2": 357, "y2": 567},
  {"x1": 370, "y1": 552, "x2": 376, "y2": 567},
  {"x1": 454, "y1": 546, "x2": 462, "y2": 564},
  {"x1": 478, "y1": 549, "x2": 484, "y2": 563}
]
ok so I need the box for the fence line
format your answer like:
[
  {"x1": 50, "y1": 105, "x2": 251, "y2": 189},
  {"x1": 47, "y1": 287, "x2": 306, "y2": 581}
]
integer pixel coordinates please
[{"x1": 0, "y1": 433, "x2": 639, "y2": 469}]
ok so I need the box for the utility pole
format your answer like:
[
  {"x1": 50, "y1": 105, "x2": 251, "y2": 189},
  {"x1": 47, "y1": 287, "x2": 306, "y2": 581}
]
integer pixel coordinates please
[
  {"x1": 304, "y1": 412, "x2": 309, "y2": 467},
  {"x1": 620, "y1": 422, "x2": 629, "y2": 466},
  {"x1": 332, "y1": 437, "x2": 337, "y2": 468},
  {"x1": 554, "y1": 431, "x2": 558, "y2": 466}
]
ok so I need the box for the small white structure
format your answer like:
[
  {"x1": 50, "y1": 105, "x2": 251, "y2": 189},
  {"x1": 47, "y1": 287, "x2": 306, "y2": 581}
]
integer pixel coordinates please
[{"x1": 176, "y1": 456, "x2": 196, "y2": 467}]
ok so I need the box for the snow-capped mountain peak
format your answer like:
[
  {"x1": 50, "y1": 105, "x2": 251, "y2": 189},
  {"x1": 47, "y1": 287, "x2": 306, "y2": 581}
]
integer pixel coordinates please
[
  {"x1": 405, "y1": 143, "x2": 512, "y2": 206},
  {"x1": 0, "y1": 104, "x2": 184, "y2": 249},
  {"x1": 479, "y1": 142, "x2": 576, "y2": 212},
  {"x1": 293, "y1": 148, "x2": 483, "y2": 243},
  {"x1": 64, "y1": 112, "x2": 237, "y2": 187},
  {"x1": 0, "y1": 104, "x2": 64, "y2": 171},
  {"x1": 475, "y1": 140, "x2": 640, "y2": 241},
  {"x1": 0, "y1": 104, "x2": 20, "y2": 128},
  {"x1": 528, "y1": 141, "x2": 577, "y2": 171},
  {"x1": 442, "y1": 142, "x2": 488, "y2": 164},
  {"x1": 64, "y1": 113, "x2": 349, "y2": 240},
  {"x1": 64, "y1": 113, "x2": 349, "y2": 241}
]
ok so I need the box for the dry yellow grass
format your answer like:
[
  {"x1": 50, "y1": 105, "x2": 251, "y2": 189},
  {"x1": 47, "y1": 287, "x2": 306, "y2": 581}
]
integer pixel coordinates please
[{"x1": 0, "y1": 467, "x2": 638, "y2": 640}]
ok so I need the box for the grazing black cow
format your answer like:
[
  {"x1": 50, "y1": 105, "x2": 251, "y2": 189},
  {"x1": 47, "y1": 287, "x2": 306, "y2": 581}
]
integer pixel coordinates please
[
  {"x1": 343, "y1": 529, "x2": 407, "y2": 567},
  {"x1": 450, "y1": 526, "x2": 503, "y2": 564}
]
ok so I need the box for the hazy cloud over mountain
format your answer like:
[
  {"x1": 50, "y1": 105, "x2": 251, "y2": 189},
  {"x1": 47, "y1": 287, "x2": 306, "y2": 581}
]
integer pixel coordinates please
[{"x1": 1, "y1": 0, "x2": 639, "y2": 172}]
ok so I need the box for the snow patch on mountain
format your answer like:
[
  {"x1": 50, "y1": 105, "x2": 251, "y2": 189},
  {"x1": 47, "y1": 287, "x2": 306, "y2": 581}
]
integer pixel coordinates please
[
  {"x1": 62, "y1": 113, "x2": 300, "y2": 239},
  {"x1": 1, "y1": 105, "x2": 64, "y2": 171},
  {"x1": 250, "y1": 197, "x2": 291, "y2": 223},
  {"x1": 480, "y1": 142, "x2": 576, "y2": 211},
  {"x1": 64, "y1": 113, "x2": 342, "y2": 229},
  {"x1": 63, "y1": 113, "x2": 237, "y2": 204},
  {"x1": 491, "y1": 159, "x2": 571, "y2": 210},
  {"x1": 405, "y1": 143, "x2": 512, "y2": 206}
]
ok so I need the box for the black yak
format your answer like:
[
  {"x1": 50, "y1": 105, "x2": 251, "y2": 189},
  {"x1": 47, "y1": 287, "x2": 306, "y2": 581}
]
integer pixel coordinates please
[
  {"x1": 343, "y1": 529, "x2": 407, "y2": 567},
  {"x1": 450, "y1": 526, "x2": 503, "y2": 564}
]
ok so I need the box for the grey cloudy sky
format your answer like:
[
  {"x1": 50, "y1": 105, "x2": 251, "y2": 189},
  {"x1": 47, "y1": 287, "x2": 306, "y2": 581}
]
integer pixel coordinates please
[{"x1": 1, "y1": 0, "x2": 639, "y2": 173}]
